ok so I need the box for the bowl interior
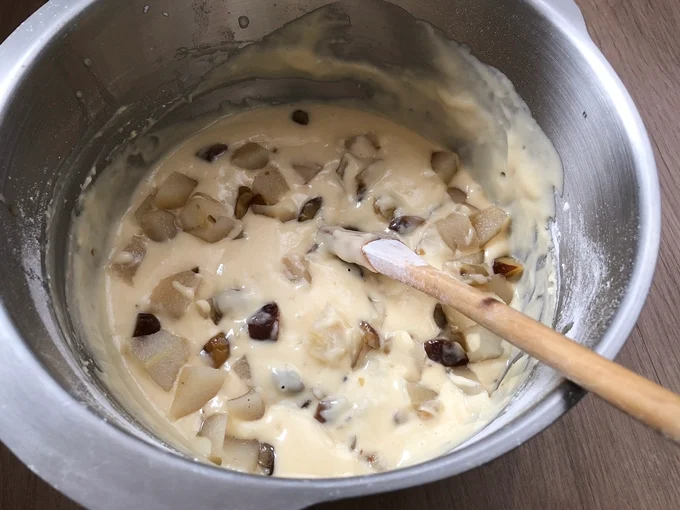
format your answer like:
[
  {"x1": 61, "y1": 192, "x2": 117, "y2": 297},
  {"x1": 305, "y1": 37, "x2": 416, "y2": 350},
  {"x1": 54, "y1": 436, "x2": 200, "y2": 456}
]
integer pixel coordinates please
[{"x1": 0, "y1": 0, "x2": 653, "y2": 500}]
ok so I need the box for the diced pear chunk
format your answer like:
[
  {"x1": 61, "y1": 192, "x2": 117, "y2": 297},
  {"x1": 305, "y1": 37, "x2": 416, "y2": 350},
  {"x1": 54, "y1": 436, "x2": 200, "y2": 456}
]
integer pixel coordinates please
[
  {"x1": 442, "y1": 304, "x2": 477, "y2": 331},
  {"x1": 155, "y1": 172, "x2": 197, "y2": 210},
  {"x1": 271, "y1": 366, "x2": 305, "y2": 394},
  {"x1": 387, "y1": 331, "x2": 425, "y2": 382},
  {"x1": 436, "y1": 212, "x2": 479, "y2": 252},
  {"x1": 292, "y1": 163, "x2": 322, "y2": 184},
  {"x1": 108, "y1": 235, "x2": 146, "y2": 284},
  {"x1": 462, "y1": 325, "x2": 504, "y2": 362},
  {"x1": 179, "y1": 193, "x2": 242, "y2": 243},
  {"x1": 231, "y1": 356, "x2": 252, "y2": 383},
  {"x1": 476, "y1": 274, "x2": 515, "y2": 305},
  {"x1": 149, "y1": 270, "x2": 203, "y2": 318},
  {"x1": 134, "y1": 193, "x2": 156, "y2": 224},
  {"x1": 251, "y1": 197, "x2": 297, "y2": 222},
  {"x1": 222, "y1": 437, "x2": 260, "y2": 473},
  {"x1": 141, "y1": 210, "x2": 178, "y2": 242},
  {"x1": 431, "y1": 151, "x2": 460, "y2": 184},
  {"x1": 470, "y1": 206, "x2": 510, "y2": 245},
  {"x1": 406, "y1": 381, "x2": 441, "y2": 420},
  {"x1": 192, "y1": 215, "x2": 242, "y2": 243},
  {"x1": 452, "y1": 250, "x2": 485, "y2": 264},
  {"x1": 306, "y1": 305, "x2": 355, "y2": 366},
  {"x1": 447, "y1": 187, "x2": 467, "y2": 203},
  {"x1": 170, "y1": 366, "x2": 226, "y2": 420},
  {"x1": 335, "y1": 153, "x2": 366, "y2": 200},
  {"x1": 406, "y1": 381, "x2": 438, "y2": 407},
  {"x1": 372, "y1": 195, "x2": 397, "y2": 221},
  {"x1": 198, "y1": 413, "x2": 228, "y2": 463},
  {"x1": 282, "y1": 253, "x2": 311, "y2": 283},
  {"x1": 252, "y1": 168, "x2": 290, "y2": 205},
  {"x1": 346, "y1": 133, "x2": 380, "y2": 159},
  {"x1": 226, "y1": 390, "x2": 265, "y2": 421},
  {"x1": 129, "y1": 330, "x2": 189, "y2": 391},
  {"x1": 213, "y1": 288, "x2": 256, "y2": 319},
  {"x1": 231, "y1": 142, "x2": 269, "y2": 170}
]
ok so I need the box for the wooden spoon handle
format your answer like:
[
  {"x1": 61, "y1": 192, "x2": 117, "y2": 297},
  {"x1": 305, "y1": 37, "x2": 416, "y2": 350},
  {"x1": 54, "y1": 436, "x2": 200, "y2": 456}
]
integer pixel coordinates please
[{"x1": 364, "y1": 240, "x2": 680, "y2": 442}]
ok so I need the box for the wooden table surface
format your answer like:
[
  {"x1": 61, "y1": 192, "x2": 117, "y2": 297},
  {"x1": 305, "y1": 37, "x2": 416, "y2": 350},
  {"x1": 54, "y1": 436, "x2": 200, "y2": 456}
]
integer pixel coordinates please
[{"x1": 2, "y1": 1, "x2": 680, "y2": 508}]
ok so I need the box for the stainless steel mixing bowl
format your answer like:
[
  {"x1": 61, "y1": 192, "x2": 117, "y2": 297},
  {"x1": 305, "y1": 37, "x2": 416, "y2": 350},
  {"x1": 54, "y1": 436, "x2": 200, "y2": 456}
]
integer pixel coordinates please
[{"x1": 0, "y1": 0, "x2": 659, "y2": 508}]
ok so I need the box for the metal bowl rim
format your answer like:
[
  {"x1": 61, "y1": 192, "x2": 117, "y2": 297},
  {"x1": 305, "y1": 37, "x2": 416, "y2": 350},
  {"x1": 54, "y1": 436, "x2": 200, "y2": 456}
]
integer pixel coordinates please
[{"x1": 0, "y1": 0, "x2": 660, "y2": 507}]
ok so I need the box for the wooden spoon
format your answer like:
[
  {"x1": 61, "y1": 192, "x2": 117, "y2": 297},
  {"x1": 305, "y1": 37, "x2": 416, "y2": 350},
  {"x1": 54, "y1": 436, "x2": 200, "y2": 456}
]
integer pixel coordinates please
[{"x1": 319, "y1": 227, "x2": 680, "y2": 442}]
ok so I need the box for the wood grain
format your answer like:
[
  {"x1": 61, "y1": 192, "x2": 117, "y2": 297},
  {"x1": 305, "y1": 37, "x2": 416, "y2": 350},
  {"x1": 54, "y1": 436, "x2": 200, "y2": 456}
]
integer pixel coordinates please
[
  {"x1": 363, "y1": 238, "x2": 680, "y2": 442},
  {"x1": 2, "y1": 0, "x2": 680, "y2": 508}
]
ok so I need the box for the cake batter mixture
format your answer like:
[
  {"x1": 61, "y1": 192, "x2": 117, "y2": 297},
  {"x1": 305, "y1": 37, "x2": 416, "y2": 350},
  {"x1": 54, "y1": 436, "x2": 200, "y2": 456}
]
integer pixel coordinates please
[{"x1": 94, "y1": 104, "x2": 554, "y2": 476}]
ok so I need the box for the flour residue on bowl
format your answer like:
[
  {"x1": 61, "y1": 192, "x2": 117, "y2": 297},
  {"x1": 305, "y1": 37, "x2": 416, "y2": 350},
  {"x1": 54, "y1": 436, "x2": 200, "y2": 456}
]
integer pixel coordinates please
[{"x1": 71, "y1": 3, "x2": 562, "y2": 478}]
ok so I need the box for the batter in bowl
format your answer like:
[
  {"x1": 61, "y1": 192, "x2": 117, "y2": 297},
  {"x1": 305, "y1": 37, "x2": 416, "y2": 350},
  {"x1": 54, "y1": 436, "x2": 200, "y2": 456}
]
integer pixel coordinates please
[{"x1": 95, "y1": 104, "x2": 551, "y2": 477}]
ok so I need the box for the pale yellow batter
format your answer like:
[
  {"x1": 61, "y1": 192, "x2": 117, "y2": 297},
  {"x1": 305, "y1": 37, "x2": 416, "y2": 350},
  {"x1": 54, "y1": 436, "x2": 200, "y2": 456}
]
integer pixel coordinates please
[
  {"x1": 72, "y1": 6, "x2": 563, "y2": 477},
  {"x1": 92, "y1": 104, "x2": 544, "y2": 477}
]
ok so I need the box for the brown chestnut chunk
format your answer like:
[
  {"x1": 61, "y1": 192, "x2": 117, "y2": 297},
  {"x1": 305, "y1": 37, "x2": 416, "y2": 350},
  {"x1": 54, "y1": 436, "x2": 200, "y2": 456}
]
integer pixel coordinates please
[
  {"x1": 433, "y1": 304, "x2": 448, "y2": 329},
  {"x1": 247, "y1": 303, "x2": 280, "y2": 341},
  {"x1": 359, "y1": 321, "x2": 381, "y2": 349},
  {"x1": 258, "y1": 443, "x2": 276, "y2": 476},
  {"x1": 424, "y1": 338, "x2": 468, "y2": 367},
  {"x1": 298, "y1": 196, "x2": 322, "y2": 222},
  {"x1": 493, "y1": 256, "x2": 524, "y2": 281},
  {"x1": 314, "y1": 396, "x2": 350, "y2": 424},
  {"x1": 155, "y1": 172, "x2": 198, "y2": 210},
  {"x1": 231, "y1": 142, "x2": 269, "y2": 170},
  {"x1": 291, "y1": 109, "x2": 309, "y2": 125},
  {"x1": 388, "y1": 216, "x2": 425, "y2": 235},
  {"x1": 196, "y1": 143, "x2": 229, "y2": 162},
  {"x1": 133, "y1": 313, "x2": 161, "y2": 337},
  {"x1": 234, "y1": 186, "x2": 253, "y2": 219},
  {"x1": 203, "y1": 332, "x2": 230, "y2": 368}
]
